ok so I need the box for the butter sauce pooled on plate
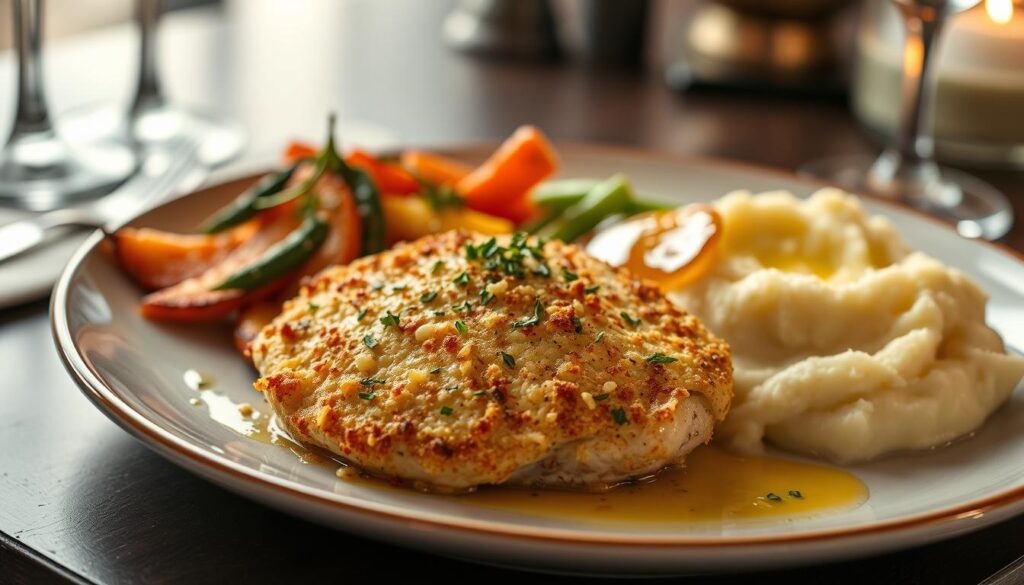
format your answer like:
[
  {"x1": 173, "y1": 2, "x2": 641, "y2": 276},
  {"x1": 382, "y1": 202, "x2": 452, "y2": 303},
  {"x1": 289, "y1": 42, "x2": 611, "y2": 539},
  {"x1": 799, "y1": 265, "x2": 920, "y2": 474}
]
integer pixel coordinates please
[{"x1": 184, "y1": 369, "x2": 867, "y2": 525}]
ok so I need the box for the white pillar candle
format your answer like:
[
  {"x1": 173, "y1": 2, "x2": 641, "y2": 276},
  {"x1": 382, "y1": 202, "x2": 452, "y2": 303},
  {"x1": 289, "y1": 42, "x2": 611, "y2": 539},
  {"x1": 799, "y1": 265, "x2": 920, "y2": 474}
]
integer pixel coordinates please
[{"x1": 853, "y1": 0, "x2": 1024, "y2": 167}]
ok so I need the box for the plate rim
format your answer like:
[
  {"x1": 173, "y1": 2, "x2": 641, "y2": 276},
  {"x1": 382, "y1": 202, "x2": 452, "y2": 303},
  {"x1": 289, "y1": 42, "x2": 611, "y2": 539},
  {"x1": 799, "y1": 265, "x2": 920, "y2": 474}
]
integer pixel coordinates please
[{"x1": 51, "y1": 143, "x2": 1024, "y2": 549}]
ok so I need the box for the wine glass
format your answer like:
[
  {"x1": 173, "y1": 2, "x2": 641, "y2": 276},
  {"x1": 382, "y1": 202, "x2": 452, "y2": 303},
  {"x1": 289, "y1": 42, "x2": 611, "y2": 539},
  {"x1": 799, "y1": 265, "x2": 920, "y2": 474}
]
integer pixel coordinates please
[
  {"x1": 0, "y1": 0, "x2": 136, "y2": 211},
  {"x1": 61, "y1": 0, "x2": 246, "y2": 168},
  {"x1": 800, "y1": 0, "x2": 1013, "y2": 240}
]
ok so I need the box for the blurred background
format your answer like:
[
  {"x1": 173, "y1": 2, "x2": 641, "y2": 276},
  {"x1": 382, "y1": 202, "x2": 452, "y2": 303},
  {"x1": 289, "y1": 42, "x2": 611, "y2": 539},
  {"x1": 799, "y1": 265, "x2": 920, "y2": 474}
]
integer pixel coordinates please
[{"x1": 0, "y1": 0, "x2": 1021, "y2": 239}]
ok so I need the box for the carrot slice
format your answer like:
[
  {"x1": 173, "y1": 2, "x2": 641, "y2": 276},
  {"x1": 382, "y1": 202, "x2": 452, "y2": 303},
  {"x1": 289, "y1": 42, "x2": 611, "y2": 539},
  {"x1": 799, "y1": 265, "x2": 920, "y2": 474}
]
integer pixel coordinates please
[
  {"x1": 455, "y1": 126, "x2": 558, "y2": 223},
  {"x1": 294, "y1": 170, "x2": 363, "y2": 279},
  {"x1": 113, "y1": 221, "x2": 259, "y2": 289},
  {"x1": 283, "y1": 141, "x2": 318, "y2": 165},
  {"x1": 140, "y1": 213, "x2": 301, "y2": 322},
  {"x1": 345, "y1": 149, "x2": 421, "y2": 196},
  {"x1": 400, "y1": 150, "x2": 471, "y2": 186}
]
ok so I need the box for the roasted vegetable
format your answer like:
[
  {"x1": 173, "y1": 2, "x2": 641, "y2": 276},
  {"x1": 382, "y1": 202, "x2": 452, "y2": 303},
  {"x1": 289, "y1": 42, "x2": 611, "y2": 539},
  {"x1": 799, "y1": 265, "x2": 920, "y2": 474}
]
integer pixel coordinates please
[
  {"x1": 346, "y1": 149, "x2": 420, "y2": 195},
  {"x1": 455, "y1": 125, "x2": 558, "y2": 223},
  {"x1": 381, "y1": 196, "x2": 512, "y2": 244},
  {"x1": 540, "y1": 174, "x2": 634, "y2": 243},
  {"x1": 139, "y1": 216, "x2": 301, "y2": 321},
  {"x1": 400, "y1": 150, "x2": 471, "y2": 186},
  {"x1": 213, "y1": 215, "x2": 330, "y2": 291},
  {"x1": 113, "y1": 221, "x2": 259, "y2": 289},
  {"x1": 199, "y1": 164, "x2": 300, "y2": 234},
  {"x1": 528, "y1": 178, "x2": 670, "y2": 235}
]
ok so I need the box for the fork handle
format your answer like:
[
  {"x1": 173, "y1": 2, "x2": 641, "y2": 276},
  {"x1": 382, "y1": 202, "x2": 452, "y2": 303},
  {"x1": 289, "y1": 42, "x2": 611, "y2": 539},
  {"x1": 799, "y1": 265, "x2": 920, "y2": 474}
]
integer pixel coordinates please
[{"x1": 0, "y1": 208, "x2": 100, "y2": 263}]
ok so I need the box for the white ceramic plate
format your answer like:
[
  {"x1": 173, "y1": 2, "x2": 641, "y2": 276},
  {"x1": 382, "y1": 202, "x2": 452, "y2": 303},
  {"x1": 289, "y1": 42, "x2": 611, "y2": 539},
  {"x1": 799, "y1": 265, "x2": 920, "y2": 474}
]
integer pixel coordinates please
[{"x1": 52, "y1": 145, "x2": 1024, "y2": 575}]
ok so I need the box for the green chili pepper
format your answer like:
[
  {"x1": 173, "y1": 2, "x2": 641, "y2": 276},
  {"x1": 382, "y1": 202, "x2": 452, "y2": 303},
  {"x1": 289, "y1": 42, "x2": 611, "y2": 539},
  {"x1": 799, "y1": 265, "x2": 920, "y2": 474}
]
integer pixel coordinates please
[
  {"x1": 542, "y1": 174, "x2": 635, "y2": 243},
  {"x1": 251, "y1": 115, "x2": 386, "y2": 255},
  {"x1": 252, "y1": 155, "x2": 329, "y2": 211},
  {"x1": 212, "y1": 214, "x2": 330, "y2": 291},
  {"x1": 339, "y1": 163, "x2": 386, "y2": 254},
  {"x1": 200, "y1": 163, "x2": 301, "y2": 234}
]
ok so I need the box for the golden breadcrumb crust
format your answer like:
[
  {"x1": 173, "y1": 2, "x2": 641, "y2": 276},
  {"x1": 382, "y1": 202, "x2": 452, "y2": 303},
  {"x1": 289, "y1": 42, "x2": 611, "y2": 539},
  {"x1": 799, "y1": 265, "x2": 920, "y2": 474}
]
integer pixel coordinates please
[{"x1": 252, "y1": 230, "x2": 732, "y2": 491}]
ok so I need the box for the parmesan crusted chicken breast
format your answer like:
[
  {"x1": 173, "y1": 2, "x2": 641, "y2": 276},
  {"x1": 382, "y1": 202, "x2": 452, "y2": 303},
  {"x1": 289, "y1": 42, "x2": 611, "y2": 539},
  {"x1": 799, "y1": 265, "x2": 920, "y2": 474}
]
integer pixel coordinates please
[{"x1": 251, "y1": 231, "x2": 732, "y2": 492}]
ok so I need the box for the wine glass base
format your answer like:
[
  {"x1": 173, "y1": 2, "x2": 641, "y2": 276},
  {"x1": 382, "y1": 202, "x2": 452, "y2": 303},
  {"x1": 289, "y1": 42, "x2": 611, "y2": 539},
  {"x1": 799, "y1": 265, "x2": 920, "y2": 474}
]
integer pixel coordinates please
[
  {"x1": 60, "y1": 103, "x2": 246, "y2": 168},
  {"x1": 0, "y1": 129, "x2": 136, "y2": 212},
  {"x1": 799, "y1": 154, "x2": 1014, "y2": 240}
]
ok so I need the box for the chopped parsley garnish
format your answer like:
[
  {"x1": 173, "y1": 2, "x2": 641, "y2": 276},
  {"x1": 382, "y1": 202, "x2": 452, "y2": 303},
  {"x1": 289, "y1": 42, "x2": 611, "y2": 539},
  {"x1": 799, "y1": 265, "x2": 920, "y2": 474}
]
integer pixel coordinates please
[
  {"x1": 789, "y1": 490, "x2": 803, "y2": 499},
  {"x1": 360, "y1": 378, "x2": 386, "y2": 386},
  {"x1": 420, "y1": 290, "x2": 438, "y2": 303},
  {"x1": 584, "y1": 285, "x2": 600, "y2": 294},
  {"x1": 561, "y1": 269, "x2": 579, "y2": 282},
  {"x1": 646, "y1": 353, "x2": 677, "y2": 364},
  {"x1": 595, "y1": 331, "x2": 605, "y2": 343},
  {"x1": 499, "y1": 351, "x2": 516, "y2": 368},
  {"x1": 512, "y1": 298, "x2": 545, "y2": 328},
  {"x1": 452, "y1": 300, "x2": 473, "y2": 313},
  {"x1": 593, "y1": 393, "x2": 610, "y2": 401},
  {"x1": 307, "y1": 302, "x2": 319, "y2": 312},
  {"x1": 452, "y1": 271, "x2": 470, "y2": 286},
  {"x1": 571, "y1": 314, "x2": 583, "y2": 334},
  {"x1": 429, "y1": 367, "x2": 441, "y2": 375},
  {"x1": 766, "y1": 493, "x2": 783, "y2": 502},
  {"x1": 371, "y1": 283, "x2": 384, "y2": 291},
  {"x1": 362, "y1": 335, "x2": 378, "y2": 349},
  {"x1": 392, "y1": 285, "x2": 407, "y2": 292},
  {"x1": 454, "y1": 320, "x2": 468, "y2": 335},
  {"x1": 479, "y1": 289, "x2": 495, "y2": 305},
  {"x1": 357, "y1": 392, "x2": 375, "y2": 400},
  {"x1": 473, "y1": 390, "x2": 487, "y2": 396},
  {"x1": 431, "y1": 260, "x2": 445, "y2": 275},
  {"x1": 611, "y1": 408, "x2": 629, "y2": 425},
  {"x1": 356, "y1": 308, "x2": 368, "y2": 321},
  {"x1": 440, "y1": 406, "x2": 454, "y2": 416},
  {"x1": 480, "y1": 237, "x2": 500, "y2": 258},
  {"x1": 533, "y1": 263, "x2": 551, "y2": 278},
  {"x1": 380, "y1": 310, "x2": 400, "y2": 327},
  {"x1": 445, "y1": 385, "x2": 458, "y2": 393},
  {"x1": 621, "y1": 312, "x2": 641, "y2": 327},
  {"x1": 432, "y1": 309, "x2": 446, "y2": 316},
  {"x1": 464, "y1": 232, "x2": 545, "y2": 280}
]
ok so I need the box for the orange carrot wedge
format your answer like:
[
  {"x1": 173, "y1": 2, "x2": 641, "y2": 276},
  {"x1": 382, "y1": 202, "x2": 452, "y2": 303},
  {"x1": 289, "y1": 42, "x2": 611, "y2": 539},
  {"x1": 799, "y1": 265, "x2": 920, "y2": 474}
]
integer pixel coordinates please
[
  {"x1": 113, "y1": 221, "x2": 260, "y2": 290},
  {"x1": 455, "y1": 126, "x2": 558, "y2": 223},
  {"x1": 345, "y1": 149, "x2": 421, "y2": 196},
  {"x1": 139, "y1": 215, "x2": 301, "y2": 322},
  {"x1": 400, "y1": 150, "x2": 471, "y2": 186}
]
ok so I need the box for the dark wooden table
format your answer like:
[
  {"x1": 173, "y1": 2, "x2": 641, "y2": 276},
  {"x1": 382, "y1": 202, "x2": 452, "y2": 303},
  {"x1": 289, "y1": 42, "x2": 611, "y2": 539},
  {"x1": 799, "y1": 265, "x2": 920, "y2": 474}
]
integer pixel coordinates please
[{"x1": 1, "y1": 2, "x2": 1022, "y2": 583}]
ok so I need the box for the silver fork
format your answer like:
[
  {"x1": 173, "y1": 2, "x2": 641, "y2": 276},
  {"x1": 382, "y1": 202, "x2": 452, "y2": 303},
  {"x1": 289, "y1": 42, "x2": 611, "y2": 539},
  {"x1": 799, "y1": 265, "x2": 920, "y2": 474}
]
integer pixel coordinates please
[{"x1": 0, "y1": 135, "x2": 208, "y2": 263}]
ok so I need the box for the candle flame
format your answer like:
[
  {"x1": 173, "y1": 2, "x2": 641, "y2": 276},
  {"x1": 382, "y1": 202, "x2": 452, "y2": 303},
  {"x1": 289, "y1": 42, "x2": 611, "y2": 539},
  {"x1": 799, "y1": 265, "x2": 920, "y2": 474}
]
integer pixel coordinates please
[{"x1": 985, "y1": 0, "x2": 1014, "y2": 24}]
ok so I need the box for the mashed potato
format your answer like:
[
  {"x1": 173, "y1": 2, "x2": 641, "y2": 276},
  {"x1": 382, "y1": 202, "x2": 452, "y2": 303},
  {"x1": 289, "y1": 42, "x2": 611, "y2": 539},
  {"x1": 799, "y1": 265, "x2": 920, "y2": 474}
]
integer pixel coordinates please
[{"x1": 670, "y1": 188, "x2": 1024, "y2": 462}]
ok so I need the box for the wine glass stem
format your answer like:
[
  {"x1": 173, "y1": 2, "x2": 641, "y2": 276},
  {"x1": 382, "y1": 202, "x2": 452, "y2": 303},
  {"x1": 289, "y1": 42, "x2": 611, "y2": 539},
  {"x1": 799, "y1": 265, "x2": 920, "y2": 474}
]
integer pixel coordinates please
[
  {"x1": 132, "y1": 0, "x2": 166, "y2": 114},
  {"x1": 7, "y1": 0, "x2": 54, "y2": 142},
  {"x1": 893, "y1": 4, "x2": 942, "y2": 164}
]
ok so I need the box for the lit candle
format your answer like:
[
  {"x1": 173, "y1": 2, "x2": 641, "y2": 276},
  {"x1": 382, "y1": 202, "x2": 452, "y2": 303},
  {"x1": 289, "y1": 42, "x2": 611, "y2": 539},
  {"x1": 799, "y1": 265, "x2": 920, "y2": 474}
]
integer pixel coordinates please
[{"x1": 853, "y1": 0, "x2": 1024, "y2": 168}]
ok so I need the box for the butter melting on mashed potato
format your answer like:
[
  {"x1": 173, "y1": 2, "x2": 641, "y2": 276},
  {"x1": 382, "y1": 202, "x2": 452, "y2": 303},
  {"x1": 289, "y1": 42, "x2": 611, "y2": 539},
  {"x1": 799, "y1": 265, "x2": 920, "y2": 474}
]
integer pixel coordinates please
[{"x1": 670, "y1": 189, "x2": 1024, "y2": 462}]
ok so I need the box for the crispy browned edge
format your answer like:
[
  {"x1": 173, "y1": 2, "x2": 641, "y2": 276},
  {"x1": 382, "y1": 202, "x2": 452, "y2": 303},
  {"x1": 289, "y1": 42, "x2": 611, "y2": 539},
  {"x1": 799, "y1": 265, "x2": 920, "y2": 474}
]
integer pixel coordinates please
[{"x1": 52, "y1": 142, "x2": 1024, "y2": 548}]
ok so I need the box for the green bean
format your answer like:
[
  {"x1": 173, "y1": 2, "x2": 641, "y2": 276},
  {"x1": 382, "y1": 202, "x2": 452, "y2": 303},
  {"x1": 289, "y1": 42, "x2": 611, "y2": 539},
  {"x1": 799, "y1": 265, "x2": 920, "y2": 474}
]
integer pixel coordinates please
[
  {"x1": 212, "y1": 215, "x2": 330, "y2": 291},
  {"x1": 528, "y1": 178, "x2": 670, "y2": 234},
  {"x1": 543, "y1": 174, "x2": 635, "y2": 243},
  {"x1": 532, "y1": 179, "x2": 601, "y2": 211},
  {"x1": 200, "y1": 163, "x2": 300, "y2": 233}
]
